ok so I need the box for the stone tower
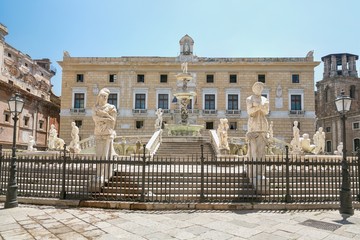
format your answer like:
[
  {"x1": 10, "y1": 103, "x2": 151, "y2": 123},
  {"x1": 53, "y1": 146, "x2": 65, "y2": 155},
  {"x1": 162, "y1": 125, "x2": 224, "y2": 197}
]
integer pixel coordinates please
[{"x1": 316, "y1": 53, "x2": 360, "y2": 154}]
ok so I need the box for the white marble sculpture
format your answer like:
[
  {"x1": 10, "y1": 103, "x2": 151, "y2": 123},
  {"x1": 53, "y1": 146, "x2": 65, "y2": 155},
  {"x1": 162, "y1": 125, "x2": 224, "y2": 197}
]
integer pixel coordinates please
[
  {"x1": 290, "y1": 121, "x2": 301, "y2": 153},
  {"x1": 47, "y1": 124, "x2": 65, "y2": 150},
  {"x1": 27, "y1": 135, "x2": 36, "y2": 151},
  {"x1": 334, "y1": 142, "x2": 343, "y2": 155},
  {"x1": 69, "y1": 122, "x2": 81, "y2": 154},
  {"x1": 48, "y1": 124, "x2": 58, "y2": 150},
  {"x1": 217, "y1": 118, "x2": 230, "y2": 151},
  {"x1": 300, "y1": 133, "x2": 315, "y2": 153},
  {"x1": 313, "y1": 127, "x2": 325, "y2": 154},
  {"x1": 181, "y1": 62, "x2": 188, "y2": 74},
  {"x1": 246, "y1": 82, "x2": 270, "y2": 193},
  {"x1": 154, "y1": 108, "x2": 163, "y2": 130},
  {"x1": 91, "y1": 88, "x2": 118, "y2": 190}
]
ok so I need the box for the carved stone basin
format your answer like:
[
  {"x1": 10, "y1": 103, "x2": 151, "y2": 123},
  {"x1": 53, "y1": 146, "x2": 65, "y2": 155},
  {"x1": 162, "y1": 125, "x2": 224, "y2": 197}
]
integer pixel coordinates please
[{"x1": 164, "y1": 124, "x2": 204, "y2": 137}]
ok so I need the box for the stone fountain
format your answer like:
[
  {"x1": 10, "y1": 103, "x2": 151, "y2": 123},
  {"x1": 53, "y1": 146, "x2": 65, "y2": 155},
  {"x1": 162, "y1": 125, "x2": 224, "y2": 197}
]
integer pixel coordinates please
[{"x1": 164, "y1": 62, "x2": 204, "y2": 136}]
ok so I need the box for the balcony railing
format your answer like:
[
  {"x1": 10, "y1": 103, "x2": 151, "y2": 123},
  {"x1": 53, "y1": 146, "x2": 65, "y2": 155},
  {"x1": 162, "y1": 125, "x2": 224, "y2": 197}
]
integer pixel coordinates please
[
  {"x1": 132, "y1": 109, "x2": 148, "y2": 114},
  {"x1": 202, "y1": 109, "x2": 218, "y2": 115},
  {"x1": 173, "y1": 109, "x2": 200, "y2": 114},
  {"x1": 70, "y1": 108, "x2": 86, "y2": 114},
  {"x1": 225, "y1": 110, "x2": 241, "y2": 115},
  {"x1": 289, "y1": 110, "x2": 305, "y2": 116}
]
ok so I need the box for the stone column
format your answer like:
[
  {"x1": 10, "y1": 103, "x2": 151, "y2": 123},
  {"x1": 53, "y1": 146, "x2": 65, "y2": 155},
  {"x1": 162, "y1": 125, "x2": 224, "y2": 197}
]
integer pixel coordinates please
[
  {"x1": 349, "y1": 56, "x2": 358, "y2": 77},
  {"x1": 342, "y1": 54, "x2": 349, "y2": 76},
  {"x1": 323, "y1": 57, "x2": 330, "y2": 78},
  {"x1": 330, "y1": 55, "x2": 337, "y2": 77}
]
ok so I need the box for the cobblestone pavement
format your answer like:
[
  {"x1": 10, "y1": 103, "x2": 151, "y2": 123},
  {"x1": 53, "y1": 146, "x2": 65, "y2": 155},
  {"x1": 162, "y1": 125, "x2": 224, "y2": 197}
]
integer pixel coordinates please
[{"x1": 0, "y1": 203, "x2": 359, "y2": 239}]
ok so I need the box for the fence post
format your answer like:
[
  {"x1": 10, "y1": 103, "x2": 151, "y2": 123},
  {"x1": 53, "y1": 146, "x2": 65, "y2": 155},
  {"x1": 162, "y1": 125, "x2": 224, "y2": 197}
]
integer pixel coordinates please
[
  {"x1": 200, "y1": 144, "x2": 205, "y2": 202},
  {"x1": 140, "y1": 144, "x2": 146, "y2": 202},
  {"x1": 285, "y1": 145, "x2": 292, "y2": 203},
  {"x1": 60, "y1": 144, "x2": 67, "y2": 199},
  {"x1": 357, "y1": 148, "x2": 360, "y2": 202}
]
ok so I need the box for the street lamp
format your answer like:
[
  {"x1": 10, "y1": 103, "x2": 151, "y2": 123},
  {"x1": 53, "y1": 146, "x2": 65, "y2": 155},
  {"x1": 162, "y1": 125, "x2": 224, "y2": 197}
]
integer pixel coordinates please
[
  {"x1": 4, "y1": 93, "x2": 24, "y2": 209},
  {"x1": 335, "y1": 89, "x2": 354, "y2": 220}
]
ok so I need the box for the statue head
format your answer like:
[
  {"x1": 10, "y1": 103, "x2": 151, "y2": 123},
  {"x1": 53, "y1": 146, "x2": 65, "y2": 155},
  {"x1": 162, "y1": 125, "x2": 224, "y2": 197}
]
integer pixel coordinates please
[
  {"x1": 96, "y1": 88, "x2": 110, "y2": 106},
  {"x1": 252, "y1": 82, "x2": 264, "y2": 95}
]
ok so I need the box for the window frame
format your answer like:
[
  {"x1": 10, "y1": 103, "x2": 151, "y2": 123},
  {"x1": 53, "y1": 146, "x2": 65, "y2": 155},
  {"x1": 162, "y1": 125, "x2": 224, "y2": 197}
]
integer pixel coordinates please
[
  {"x1": 206, "y1": 74, "x2": 214, "y2": 83},
  {"x1": 292, "y1": 74, "x2": 300, "y2": 83},
  {"x1": 76, "y1": 74, "x2": 84, "y2": 83},
  {"x1": 137, "y1": 74, "x2": 145, "y2": 83}
]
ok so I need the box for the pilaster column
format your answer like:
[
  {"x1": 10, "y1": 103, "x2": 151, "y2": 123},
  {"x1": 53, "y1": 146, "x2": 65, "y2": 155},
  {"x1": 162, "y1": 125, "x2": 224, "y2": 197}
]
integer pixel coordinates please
[
  {"x1": 342, "y1": 54, "x2": 349, "y2": 76},
  {"x1": 323, "y1": 57, "x2": 330, "y2": 78},
  {"x1": 330, "y1": 55, "x2": 337, "y2": 77}
]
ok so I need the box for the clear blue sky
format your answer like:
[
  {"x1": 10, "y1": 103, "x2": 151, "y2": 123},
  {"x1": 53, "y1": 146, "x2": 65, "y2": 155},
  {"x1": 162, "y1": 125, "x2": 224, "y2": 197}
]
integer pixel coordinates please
[{"x1": 1, "y1": 0, "x2": 359, "y2": 96}]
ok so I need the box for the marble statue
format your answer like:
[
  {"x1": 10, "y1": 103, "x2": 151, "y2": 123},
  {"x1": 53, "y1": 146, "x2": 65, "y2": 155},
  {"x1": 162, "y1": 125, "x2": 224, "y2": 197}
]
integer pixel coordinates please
[
  {"x1": 217, "y1": 118, "x2": 230, "y2": 151},
  {"x1": 275, "y1": 84, "x2": 283, "y2": 108},
  {"x1": 290, "y1": 121, "x2": 301, "y2": 153},
  {"x1": 154, "y1": 108, "x2": 163, "y2": 130},
  {"x1": 27, "y1": 135, "x2": 36, "y2": 151},
  {"x1": 246, "y1": 82, "x2": 270, "y2": 193},
  {"x1": 334, "y1": 142, "x2": 343, "y2": 155},
  {"x1": 91, "y1": 88, "x2": 117, "y2": 189},
  {"x1": 266, "y1": 121, "x2": 275, "y2": 155},
  {"x1": 181, "y1": 62, "x2": 188, "y2": 74},
  {"x1": 313, "y1": 127, "x2": 325, "y2": 154},
  {"x1": 48, "y1": 124, "x2": 58, "y2": 150},
  {"x1": 300, "y1": 133, "x2": 315, "y2": 153},
  {"x1": 69, "y1": 122, "x2": 81, "y2": 154}
]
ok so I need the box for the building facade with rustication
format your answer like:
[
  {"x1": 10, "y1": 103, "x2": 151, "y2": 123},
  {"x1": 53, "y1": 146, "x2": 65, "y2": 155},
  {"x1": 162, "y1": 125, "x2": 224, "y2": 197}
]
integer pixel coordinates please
[
  {"x1": 315, "y1": 53, "x2": 360, "y2": 154},
  {"x1": 0, "y1": 24, "x2": 59, "y2": 150},
  {"x1": 59, "y1": 35, "x2": 319, "y2": 145}
]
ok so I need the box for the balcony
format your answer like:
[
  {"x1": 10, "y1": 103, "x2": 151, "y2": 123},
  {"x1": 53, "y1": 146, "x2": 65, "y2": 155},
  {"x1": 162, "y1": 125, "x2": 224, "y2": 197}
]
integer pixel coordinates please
[
  {"x1": 132, "y1": 109, "x2": 148, "y2": 114},
  {"x1": 173, "y1": 109, "x2": 200, "y2": 114},
  {"x1": 289, "y1": 110, "x2": 305, "y2": 116},
  {"x1": 225, "y1": 110, "x2": 241, "y2": 115},
  {"x1": 202, "y1": 109, "x2": 218, "y2": 115},
  {"x1": 70, "y1": 108, "x2": 86, "y2": 114}
]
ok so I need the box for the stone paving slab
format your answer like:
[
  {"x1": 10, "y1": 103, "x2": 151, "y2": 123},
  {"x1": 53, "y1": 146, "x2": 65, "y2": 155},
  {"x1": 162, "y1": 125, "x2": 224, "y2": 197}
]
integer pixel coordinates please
[{"x1": 0, "y1": 203, "x2": 359, "y2": 239}]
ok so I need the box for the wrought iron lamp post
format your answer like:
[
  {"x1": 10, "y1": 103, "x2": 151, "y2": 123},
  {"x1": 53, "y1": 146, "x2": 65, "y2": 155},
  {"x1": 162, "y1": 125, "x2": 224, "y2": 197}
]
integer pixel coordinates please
[
  {"x1": 4, "y1": 93, "x2": 24, "y2": 209},
  {"x1": 335, "y1": 89, "x2": 354, "y2": 220}
]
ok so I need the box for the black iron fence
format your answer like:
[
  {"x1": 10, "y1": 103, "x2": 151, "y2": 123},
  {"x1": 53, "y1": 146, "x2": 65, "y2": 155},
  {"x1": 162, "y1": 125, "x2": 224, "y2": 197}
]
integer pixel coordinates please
[{"x1": 0, "y1": 145, "x2": 359, "y2": 204}]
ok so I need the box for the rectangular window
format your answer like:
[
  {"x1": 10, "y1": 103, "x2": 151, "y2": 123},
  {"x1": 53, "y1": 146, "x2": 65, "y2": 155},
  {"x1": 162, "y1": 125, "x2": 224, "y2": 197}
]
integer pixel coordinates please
[
  {"x1": 108, "y1": 93, "x2": 118, "y2": 108},
  {"x1": 158, "y1": 94, "x2": 169, "y2": 109},
  {"x1": 7, "y1": 53, "x2": 11, "y2": 58},
  {"x1": 326, "y1": 140, "x2": 332, "y2": 153},
  {"x1": 290, "y1": 95, "x2": 302, "y2": 110},
  {"x1": 137, "y1": 74, "x2": 145, "y2": 83},
  {"x1": 258, "y1": 74, "x2": 265, "y2": 83},
  {"x1": 39, "y1": 120, "x2": 44, "y2": 129},
  {"x1": 205, "y1": 94, "x2": 215, "y2": 110},
  {"x1": 135, "y1": 94, "x2": 146, "y2": 109},
  {"x1": 74, "y1": 93, "x2": 85, "y2": 108},
  {"x1": 76, "y1": 74, "x2": 84, "y2": 83},
  {"x1": 160, "y1": 74, "x2": 168, "y2": 83},
  {"x1": 136, "y1": 120, "x2": 144, "y2": 129},
  {"x1": 24, "y1": 116, "x2": 30, "y2": 127},
  {"x1": 75, "y1": 120, "x2": 82, "y2": 128},
  {"x1": 206, "y1": 74, "x2": 214, "y2": 83},
  {"x1": 326, "y1": 127, "x2": 331, "y2": 132},
  {"x1": 292, "y1": 74, "x2": 300, "y2": 83},
  {"x1": 227, "y1": 94, "x2": 238, "y2": 110},
  {"x1": 4, "y1": 113, "x2": 10, "y2": 123},
  {"x1": 206, "y1": 122, "x2": 214, "y2": 130},
  {"x1": 187, "y1": 99, "x2": 193, "y2": 109},
  {"x1": 229, "y1": 122, "x2": 237, "y2": 130},
  {"x1": 229, "y1": 74, "x2": 237, "y2": 83},
  {"x1": 353, "y1": 122, "x2": 360, "y2": 130},
  {"x1": 109, "y1": 74, "x2": 116, "y2": 83}
]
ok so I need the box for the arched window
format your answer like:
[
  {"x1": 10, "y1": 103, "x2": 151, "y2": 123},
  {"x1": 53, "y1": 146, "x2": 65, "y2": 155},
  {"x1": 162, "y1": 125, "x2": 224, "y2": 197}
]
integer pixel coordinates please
[
  {"x1": 349, "y1": 85, "x2": 356, "y2": 99},
  {"x1": 325, "y1": 86, "x2": 329, "y2": 102}
]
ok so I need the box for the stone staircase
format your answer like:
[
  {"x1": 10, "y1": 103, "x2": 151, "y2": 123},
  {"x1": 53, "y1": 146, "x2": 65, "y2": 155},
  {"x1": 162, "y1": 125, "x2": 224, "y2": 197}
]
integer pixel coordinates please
[{"x1": 154, "y1": 136, "x2": 215, "y2": 158}]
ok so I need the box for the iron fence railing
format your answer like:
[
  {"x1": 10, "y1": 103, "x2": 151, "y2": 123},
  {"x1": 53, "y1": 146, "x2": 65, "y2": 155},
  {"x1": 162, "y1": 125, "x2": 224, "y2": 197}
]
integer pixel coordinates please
[{"x1": 0, "y1": 145, "x2": 359, "y2": 204}]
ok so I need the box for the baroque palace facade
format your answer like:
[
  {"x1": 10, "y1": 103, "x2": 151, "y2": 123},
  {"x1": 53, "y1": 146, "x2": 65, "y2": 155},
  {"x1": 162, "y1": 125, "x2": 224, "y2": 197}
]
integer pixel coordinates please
[
  {"x1": 315, "y1": 53, "x2": 360, "y2": 154},
  {"x1": 59, "y1": 35, "x2": 319, "y2": 145},
  {"x1": 0, "y1": 24, "x2": 59, "y2": 149}
]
